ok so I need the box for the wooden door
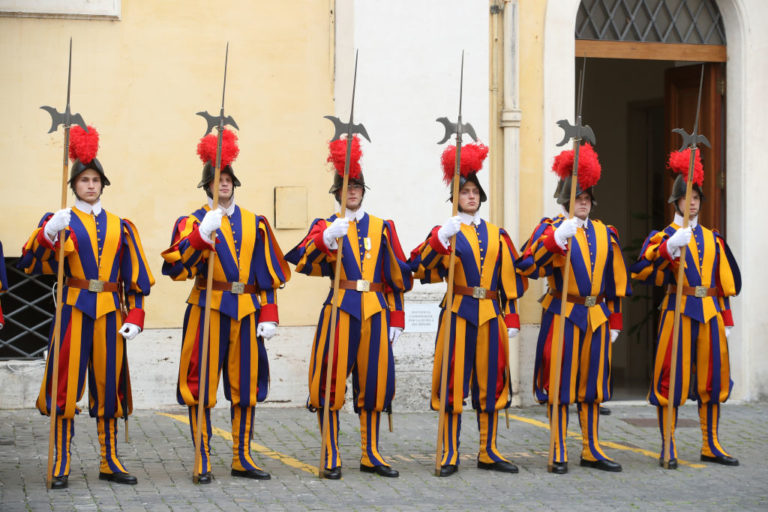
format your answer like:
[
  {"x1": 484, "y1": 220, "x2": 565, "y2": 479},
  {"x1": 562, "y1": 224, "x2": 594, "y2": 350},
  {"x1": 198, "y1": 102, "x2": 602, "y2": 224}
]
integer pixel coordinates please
[{"x1": 664, "y1": 63, "x2": 725, "y2": 232}]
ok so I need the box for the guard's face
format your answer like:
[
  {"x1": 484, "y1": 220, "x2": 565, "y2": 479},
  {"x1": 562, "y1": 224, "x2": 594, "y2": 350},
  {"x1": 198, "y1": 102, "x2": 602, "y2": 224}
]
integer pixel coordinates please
[
  {"x1": 676, "y1": 189, "x2": 700, "y2": 220},
  {"x1": 458, "y1": 182, "x2": 480, "y2": 215},
  {"x1": 209, "y1": 173, "x2": 234, "y2": 202},
  {"x1": 74, "y1": 169, "x2": 103, "y2": 205},
  {"x1": 345, "y1": 184, "x2": 364, "y2": 211},
  {"x1": 573, "y1": 191, "x2": 592, "y2": 220}
]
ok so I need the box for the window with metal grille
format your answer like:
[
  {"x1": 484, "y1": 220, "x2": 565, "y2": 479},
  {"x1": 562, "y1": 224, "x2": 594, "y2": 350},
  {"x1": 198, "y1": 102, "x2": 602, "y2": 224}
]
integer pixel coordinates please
[
  {"x1": 576, "y1": 0, "x2": 725, "y2": 45},
  {"x1": 0, "y1": 258, "x2": 54, "y2": 360}
]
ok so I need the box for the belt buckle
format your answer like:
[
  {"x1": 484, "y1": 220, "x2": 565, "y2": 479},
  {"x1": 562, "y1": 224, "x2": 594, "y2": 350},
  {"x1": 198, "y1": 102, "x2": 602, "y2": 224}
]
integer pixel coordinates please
[
  {"x1": 356, "y1": 280, "x2": 370, "y2": 292},
  {"x1": 88, "y1": 280, "x2": 104, "y2": 293},
  {"x1": 231, "y1": 282, "x2": 245, "y2": 295},
  {"x1": 694, "y1": 286, "x2": 707, "y2": 298},
  {"x1": 472, "y1": 287, "x2": 487, "y2": 299},
  {"x1": 584, "y1": 295, "x2": 597, "y2": 307}
]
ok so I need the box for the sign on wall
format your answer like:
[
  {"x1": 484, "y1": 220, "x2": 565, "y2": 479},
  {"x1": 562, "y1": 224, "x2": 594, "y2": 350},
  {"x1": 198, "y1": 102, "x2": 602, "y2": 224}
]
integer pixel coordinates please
[{"x1": 0, "y1": 0, "x2": 120, "y2": 19}]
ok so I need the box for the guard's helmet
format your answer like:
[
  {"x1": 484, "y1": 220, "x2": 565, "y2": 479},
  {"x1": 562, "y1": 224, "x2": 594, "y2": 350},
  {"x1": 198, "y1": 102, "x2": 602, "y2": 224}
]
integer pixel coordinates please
[
  {"x1": 327, "y1": 135, "x2": 368, "y2": 198},
  {"x1": 196, "y1": 129, "x2": 241, "y2": 196},
  {"x1": 68, "y1": 125, "x2": 110, "y2": 188},
  {"x1": 552, "y1": 143, "x2": 601, "y2": 207},
  {"x1": 666, "y1": 148, "x2": 705, "y2": 207},
  {"x1": 442, "y1": 143, "x2": 489, "y2": 204}
]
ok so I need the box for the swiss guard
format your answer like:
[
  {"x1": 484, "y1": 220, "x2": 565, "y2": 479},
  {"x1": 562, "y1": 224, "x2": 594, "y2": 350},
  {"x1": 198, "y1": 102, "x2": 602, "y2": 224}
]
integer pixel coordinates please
[
  {"x1": 20, "y1": 126, "x2": 155, "y2": 488},
  {"x1": 161, "y1": 129, "x2": 291, "y2": 483},
  {"x1": 516, "y1": 144, "x2": 630, "y2": 474},
  {"x1": 630, "y1": 149, "x2": 741, "y2": 469},
  {"x1": 285, "y1": 135, "x2": 412, "y2": 479},
  {"x1": 409, "y1": 142, "x2": 527, "y2": 477}
]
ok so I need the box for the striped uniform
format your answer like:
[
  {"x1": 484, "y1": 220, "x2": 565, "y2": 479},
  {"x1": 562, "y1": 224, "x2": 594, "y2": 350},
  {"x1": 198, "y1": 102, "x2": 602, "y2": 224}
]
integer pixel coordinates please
[
  {"x1": 285, "y1": 212, "x2": 412, "y2": 470},
  {"x1": 0, "y1": 241, "x2": 7, "y2": 328},
  {"x1": 630, "y1": 220, "x2": 740, "y2": 461},
  {"x1": 19, "y1": 206, "x2": 154, "y2": 477},
  {"x1": 162, "y1": 204, "x2": 290, "y2": 475},
  {"x1": 410, "y1": 220, "x2": 527, "y2": 467},
  {"x1": 517, "y1": 214, "x2": 629, "y2": 464}
]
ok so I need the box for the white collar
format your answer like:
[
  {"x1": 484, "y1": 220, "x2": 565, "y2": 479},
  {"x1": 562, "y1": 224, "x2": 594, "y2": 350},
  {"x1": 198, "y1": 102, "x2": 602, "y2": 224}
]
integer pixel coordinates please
[
  {"x1": 342, "y1": 208, "x2": 365, "y2": 221},
  {"x1": 673, "y1": 213, "x2": 698, "y2": 228},
  {"x1": 74, "y1": 199, "x2": 102, "y2": 216},
  {"x1": 458, "y1": 211, "x2": 482, "y2": 226},
  {"x1": 208, "y1": 196, "x2": 236, "y2": 217}
]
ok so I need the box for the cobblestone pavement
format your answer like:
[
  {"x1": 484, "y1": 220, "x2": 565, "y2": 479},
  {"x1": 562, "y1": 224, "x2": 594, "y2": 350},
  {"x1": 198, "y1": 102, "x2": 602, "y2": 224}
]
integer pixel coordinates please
[{"x1": 1, "y1": 402, "x2": 766, "y2": 511}]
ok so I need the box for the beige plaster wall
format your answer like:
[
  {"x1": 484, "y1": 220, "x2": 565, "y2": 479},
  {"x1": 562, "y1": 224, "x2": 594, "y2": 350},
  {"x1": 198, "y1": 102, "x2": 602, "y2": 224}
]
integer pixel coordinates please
[{"x1": 0, "y1": 1, "x2": 335, "y2": 327}]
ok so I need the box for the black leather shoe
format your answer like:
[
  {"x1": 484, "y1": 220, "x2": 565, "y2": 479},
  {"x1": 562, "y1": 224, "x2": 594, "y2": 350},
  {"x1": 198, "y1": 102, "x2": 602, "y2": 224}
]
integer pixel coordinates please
[
  {"x1": 599, "y1": 406, "x2": 611, "y2": 416},
  {"x1": 323, "y1": 467, "x2": 342, "y2": 480},
  {"x1": 701, "y1": 454, "x2": 739, "y2": 466},
  {"x1": 477, "y1": 460, "x2": 519, "y2": 473},
  {"x1": 360, "y1": 464, "x2": 399, "y2": 478},
  {"x1": 231, "y1": 468, "x2": 271, "y2": 480},
  {"x1": 99, "y1": 471, "x2": 137, "y2": 485},
  {"x1": 196, "y1": 472, "x2": 214, "y2": 484},
  {"x1": 580, "y1": 458, "x2": 622, "y2": 472},
  {"x1": 439, "y1": 464, "x2": 458, "y2": 477},
  {"x1": 50, "y1": 475, "x2": 68, "y2": 489},
  {"x1": 550, "y1": 462, "x2": 568, "y2": 474},
  {"x1": 659, "y1": 458, "x2": 678, "y2": 469}
]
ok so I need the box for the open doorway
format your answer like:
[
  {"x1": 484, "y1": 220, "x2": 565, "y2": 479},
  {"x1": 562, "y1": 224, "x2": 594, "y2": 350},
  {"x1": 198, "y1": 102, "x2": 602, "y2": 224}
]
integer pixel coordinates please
[{"x1": 580, "y1": 58, "x2": 725, "y2": 399}]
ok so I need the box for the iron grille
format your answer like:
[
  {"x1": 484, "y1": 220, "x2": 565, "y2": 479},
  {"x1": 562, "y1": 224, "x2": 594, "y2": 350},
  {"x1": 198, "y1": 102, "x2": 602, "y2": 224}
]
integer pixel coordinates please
[
  {"x1": 576, "y1": 0, "x2": 725, "y2": 45},
  {"x1": 0, "y1": 258, "x2": 54, "y2": 360}
]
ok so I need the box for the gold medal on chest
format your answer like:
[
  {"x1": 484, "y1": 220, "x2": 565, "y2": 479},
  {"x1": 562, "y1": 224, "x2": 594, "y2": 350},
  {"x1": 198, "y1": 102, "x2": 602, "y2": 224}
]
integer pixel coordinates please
[{"x1": 364, "y1": 237, "x2": 371, "y2": 251}]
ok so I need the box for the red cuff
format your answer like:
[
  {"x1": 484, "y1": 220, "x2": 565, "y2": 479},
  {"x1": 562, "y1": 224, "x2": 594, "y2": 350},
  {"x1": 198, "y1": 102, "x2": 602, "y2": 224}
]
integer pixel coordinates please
[
  {"x1": 543, "y1": 233, "x2": 566, "y2": 255},
  {"x1": 125, "y1": 308, "x2": 145, "y2": 330},
  {"x1": 312, "y1": 227, "x2": 334, "y2": 256},
  {"x1": 504, "y1": 313, "x2": 520, "y2": 329},
  {"x1": 189, "y1": 225, "x2": 216, "y2": 251},
  {"x1": 260, "y1": 303, "x2": 279, "y2": 324},
  {"x1": 659, "y1": 239, "x2": 677, "y2": 263},
  {"x1": 609, "y1": 313, "x2": 623, "y2": 330},
  {"x1": 720, "y1": 308, "x2": 734, "y2": 327},
  {"x1": 390, "y1": 310, "x2": 405, "y2": 329},
  {"x1": 429, "y1": 226, "x2": 451, "y2": 255},
  {"x1": 37, "y1": 226, "x2": 56, "y2": 250}
]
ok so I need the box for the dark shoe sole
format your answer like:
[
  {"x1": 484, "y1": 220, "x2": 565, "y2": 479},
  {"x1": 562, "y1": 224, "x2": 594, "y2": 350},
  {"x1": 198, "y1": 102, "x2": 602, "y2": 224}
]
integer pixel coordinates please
[
  {"x1": 50, "y1": 476, "x2": 68, "y2": 489},
  {"x1": 477, "y1": 461, "x2": 519, "y2": 473},
  {"x1": 579, "y1": 458, "x2": 622, "y2": 472},
  {"x1": 439, "y1": 464, "x2": 458, "y2": 477},
  {"x1": 99, "y1": 472, "x2": 137, "y2": 485},
  {"x1": 700, "y1": 454, "x2": 739, "y2": 466},
  {"x1": 323, "y1": 468, "x2": 342, "y2": 480},
  {"x1": 231, "y1": 468, "x2": 271, "y2": 480},
  {"x1": 360, "y1": 464, "x2": 399, "y2": 477}
]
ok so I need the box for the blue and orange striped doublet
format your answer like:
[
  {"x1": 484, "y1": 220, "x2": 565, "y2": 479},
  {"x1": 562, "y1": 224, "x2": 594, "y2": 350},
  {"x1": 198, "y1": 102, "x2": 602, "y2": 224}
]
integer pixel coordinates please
[
  {"x1": 410, "y1": 220, "x2": 528, "y2": 414},
  {"x1": 19, "y1": 207, "x2": 154, "y2": 419},
  {"x1": 0, "y1": 241, "x2": 7, "y2": 327},
  {"x1": 630, "y1": 222, "x2": 740, "y2": 408},
  {"x1": 285, "y1": 213, "x2": 412, "y2": 413},
  {"x1": 517, "y1": 215, "x2": 630, "y2": 406},
  {"x1": 161, "y1": 205, "x2": 291, "y2": 408}
]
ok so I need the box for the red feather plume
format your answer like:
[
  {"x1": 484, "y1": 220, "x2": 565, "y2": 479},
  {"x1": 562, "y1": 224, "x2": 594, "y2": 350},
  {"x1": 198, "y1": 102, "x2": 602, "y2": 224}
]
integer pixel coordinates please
[
  {"x1": 69, "y1": 125, "x2": 99, "y2": 164},
  {"x1": 197, "y1": 129, "x2": 240, "y2": 168},
  {"x1": 441, "y1": 143, "x2": 489, "y2": 185},
  {"x1": 551, "y1": 142, "x2": 601, "y2": 189},
  {"x1": 327, "y1": 136, "x2": 362, "y2": 179},
  {"x1": 667, "y1": 148, "x2": 704, "y2": 186}
]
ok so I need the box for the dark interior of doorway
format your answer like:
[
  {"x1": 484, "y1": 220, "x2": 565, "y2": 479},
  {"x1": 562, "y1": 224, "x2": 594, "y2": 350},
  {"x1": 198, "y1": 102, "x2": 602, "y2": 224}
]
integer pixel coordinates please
[{"x1": 580, "y1": 57, "x2": 677, "y2": 400}]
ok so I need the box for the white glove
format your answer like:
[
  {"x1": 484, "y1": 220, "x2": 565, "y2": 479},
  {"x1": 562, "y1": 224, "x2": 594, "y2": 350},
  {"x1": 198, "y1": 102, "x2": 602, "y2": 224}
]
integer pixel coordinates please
[
  {"x1": 44, "y1": 208, "x2": 72, "y2": 241},
  {"x1": 666, "y1": 227, "x2": 692, "y2": 257},
  {"x1": 554, "y1": 218, "x2": 578, "y2": 249},
  {"x1": 389, "y1": 326, "x2": 403, "y2": 344},
  {"x1": 725, "y1": 326, "x2": 732, "y2": 339},
  {"x1": 437, "y1": 216, "x2": 462, "y2": 248},
  {"x1": 257, "y1": 321, "x2": 278, "y2": 340},
  {"x1": 507, "y1": 328, "x2": 519, "y2": 338},
  {"x1": 119, "y1": 323, "x2": 141, "y2": 340},
  {"x1": 199, "y1": 209, "x2": 224, "y2": 243},
  {"x1": 610, "y1": 329, "x2": 620, "y2": 343},
  {"x1": 323, "y1": 217, "x2": 350, "y2": 250}
]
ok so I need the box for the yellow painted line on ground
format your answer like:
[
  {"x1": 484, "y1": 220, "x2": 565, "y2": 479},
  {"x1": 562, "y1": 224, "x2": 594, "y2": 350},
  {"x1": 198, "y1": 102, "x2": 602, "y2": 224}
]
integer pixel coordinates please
[
  {"x1": 157, "y1": 412, "x2": 317, "y2": 474},
  {"x1": 508, "y1": 414, "x2": 705, "y2": 468}
]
